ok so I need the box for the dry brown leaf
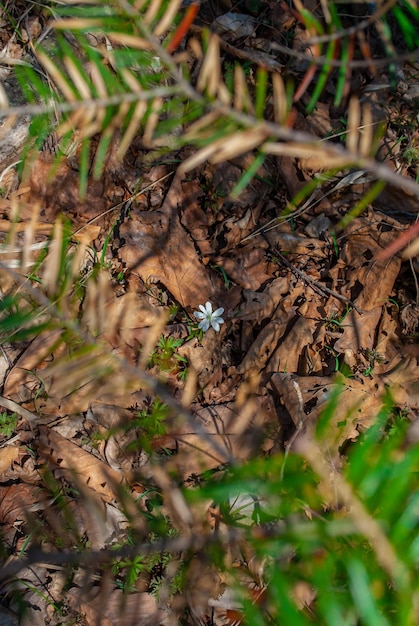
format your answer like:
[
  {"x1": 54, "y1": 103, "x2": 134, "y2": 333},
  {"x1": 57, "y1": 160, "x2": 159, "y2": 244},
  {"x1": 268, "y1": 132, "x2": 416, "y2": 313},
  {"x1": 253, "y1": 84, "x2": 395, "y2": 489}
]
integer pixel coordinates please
[
  {"x1": 3, "y1": 328, "x2": 66, "y2": 410},
  {"x1": 213, "y1": 245, "x2": 272, "y2": 290},
  {"x1": 334, "y1": 307, "x2": 383, "y2": 354},
  {"x1": 269, "y1": 229, "x2": 329, "y2": 259},
  {"x1": 0, "y1": 446, "x2": 20, "y2": 477},
  {"x1": 82, "y1": 272, "x2": 164, "y2": 340},
  {"x1": 178, "y1": 328, "x2": 225, "y2": 397},
  {"x1": 172, "y1": 399, "x2": 268, "y2": 477},
  {"x1": 3, "y1": 327, "x2": 144, "y2": 416},
  {"x1": 335, "y1": 212, "x2": 402, "y2": 310},
  {"x1": 38, "y1": 426, "x2": 124, "y2": 503},
  {"x1": 238, "y1": 317, "x2": 291, "y2": 375},
  {"x1": 0, "y1": 483, "x2": 45, "y2": 527},
  {"x1": 237, "y1": 276, "x2": 290, "y2": 323},
  {"x1": 213, "y1": 12, "x2": 256, "y2": 39},
  {"x1": 271, "y1": 373, "x2": 388, "y2": 452},
  {"x1": 68, "y1": 585, "x2": 168, "y2": 626},
  {"x1": 269, "y1": 316, "x2": 316, "y2": 373},
  {"x1": 382, "y1": 357, "x2": 419, "y2": 409},
  {"x1": 59, "y1": 498, "x2": 127, "y2": 551},
  {"x1": 0, "y1": 443, "x2": 39, "y2": 484},
  {"x1": 118, "y1": 173, "x2": 223, "y2": 309},
  {"x1": 237, "y1": 285, "x2": 305, "y2": 375}
]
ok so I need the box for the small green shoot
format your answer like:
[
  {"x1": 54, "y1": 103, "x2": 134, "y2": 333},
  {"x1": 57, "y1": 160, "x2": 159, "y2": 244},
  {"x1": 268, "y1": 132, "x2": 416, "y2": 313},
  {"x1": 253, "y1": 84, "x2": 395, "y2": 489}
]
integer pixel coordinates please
[
  {"x1": 0, "y1": 411, "x2": 18, "y2": 437},
  {"x1": 113, "y1": 554, "x2": 147, "y2": 593},
  {"x1": 361, "y1": 348, "x2": 385, "y2": 377},
  {"x1": 148, "y1": 334, "x2": 188, "y2": 379},
  {"x1": 126, "y1": 398, "x2": 170, "y2": 454},
  {"x1": 211, "y1": 264, "x2": 231, "y2": 289},
  {"x1": 322, "y1": 305, "x2": 351, "y2": 331},
  {"x1": 402, "y1": 145, "x2": 419, "y2": 168}
]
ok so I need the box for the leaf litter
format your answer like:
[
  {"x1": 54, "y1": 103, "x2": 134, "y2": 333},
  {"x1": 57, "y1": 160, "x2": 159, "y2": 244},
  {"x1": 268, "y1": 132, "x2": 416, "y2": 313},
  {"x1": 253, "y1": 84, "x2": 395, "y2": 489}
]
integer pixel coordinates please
[{"x1": 0, "y1": 2, "x2": 418, "y2": 624}]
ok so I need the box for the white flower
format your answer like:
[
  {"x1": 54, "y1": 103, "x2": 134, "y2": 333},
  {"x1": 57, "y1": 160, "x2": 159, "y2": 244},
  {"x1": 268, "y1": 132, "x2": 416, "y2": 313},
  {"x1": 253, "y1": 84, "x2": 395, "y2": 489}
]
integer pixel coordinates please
[{"x1": 194, "y1": 301, "x2": 225, "y2": 332}]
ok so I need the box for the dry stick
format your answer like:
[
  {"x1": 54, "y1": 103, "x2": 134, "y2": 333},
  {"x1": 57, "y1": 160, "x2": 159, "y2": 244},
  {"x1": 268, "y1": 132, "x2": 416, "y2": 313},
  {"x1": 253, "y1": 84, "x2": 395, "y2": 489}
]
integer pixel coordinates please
[
  {"x1": 304, "y1": 0, "x2": 399, "y2": 46},
  {"x1": 199, "y1": 27, "x2": 284, "y2": 73},
  {"x1": 1, "y1": 40, "x2": 419, "y2": 204},
  {"x1": 189, "y1": 26, "x2": 419, "y2": 70},
  {"x1": 0, "y1": 529, "x2": 211, "y2": 581},
  {"x1": 266, "y1": 242, "x2": 363, "y2": 315},
  {"x1": 2, "y1": 93, "x2": 419, "y2": 204},
  {"x1": 0, "y1": 497, "x2": 366, "y2": 582},
  {"x1": 2, "y1": 0, "x2": 418, "y2": 208}
]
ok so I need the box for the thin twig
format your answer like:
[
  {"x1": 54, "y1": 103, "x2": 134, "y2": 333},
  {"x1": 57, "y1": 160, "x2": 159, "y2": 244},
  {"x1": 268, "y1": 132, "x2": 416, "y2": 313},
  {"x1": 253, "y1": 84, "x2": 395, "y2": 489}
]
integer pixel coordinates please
[
  {"x1": 0, "y1": 506, "x2": 362, "y2": 581},
  {"x1": 266, "y1": 241, "x2": 363, "y2": 314}
]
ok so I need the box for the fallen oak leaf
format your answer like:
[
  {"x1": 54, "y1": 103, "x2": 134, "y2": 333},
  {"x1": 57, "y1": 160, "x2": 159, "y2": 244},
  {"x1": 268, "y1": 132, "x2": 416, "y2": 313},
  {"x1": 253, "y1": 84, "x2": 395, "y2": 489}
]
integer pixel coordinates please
[
  {"x1": 118, "y1": 172, "x2": 223, "y2": 309},
  {"x1": 38, "y1": 426, "x2": 124, "y2": 503}
]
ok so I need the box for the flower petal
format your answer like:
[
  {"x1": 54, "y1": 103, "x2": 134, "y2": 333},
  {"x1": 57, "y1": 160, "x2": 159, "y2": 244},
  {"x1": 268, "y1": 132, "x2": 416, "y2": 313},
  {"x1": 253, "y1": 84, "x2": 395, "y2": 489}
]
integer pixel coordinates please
[
  {"x1": 199, "y1": 304, "x2": 207, "y2": 314},
  {"x1": 213, "y1": 307, "x2": 224, "y2": 317},
  {"x1": 211, "y1": 320, "x2": 221, "y2": 331},
  {"x1": 194, "y1": 311, "x2": 205, "y2": 320},
  {"x1": 198, "y1": 319, "x2": 210, "y2": 332},
  {"x1": 205, "y1": 301, "x2": 213, "y2": 314}
]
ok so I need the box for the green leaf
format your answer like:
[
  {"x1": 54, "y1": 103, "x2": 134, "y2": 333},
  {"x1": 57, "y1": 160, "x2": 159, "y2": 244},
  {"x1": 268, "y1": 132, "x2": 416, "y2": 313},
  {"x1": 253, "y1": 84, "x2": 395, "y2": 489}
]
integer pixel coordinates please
[
  {"x1": 347, "y1": 559, "x2": 391, "y2": 626},
  {"x1": 306, "y1": 39, "x2": 335, "y2": 113},
  {"x1": 334, "y1": 36, "x2": 350, "y2": 107},
  {"x1": 230, "y1": 151, "x2": 266, "y2": 198},
  {"x1": 337, "y1": 179, "x2": 387, "y2": 230},
  {"x1": 255, "y1": 68, "x2": 268, "y2": 119}
]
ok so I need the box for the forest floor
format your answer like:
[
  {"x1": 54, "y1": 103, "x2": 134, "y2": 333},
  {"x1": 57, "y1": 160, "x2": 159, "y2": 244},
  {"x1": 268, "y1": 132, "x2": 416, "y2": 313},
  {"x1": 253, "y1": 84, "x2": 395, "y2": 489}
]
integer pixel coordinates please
[{"x1": 0, "y1": 1, "x2": 418, "y2": 625}]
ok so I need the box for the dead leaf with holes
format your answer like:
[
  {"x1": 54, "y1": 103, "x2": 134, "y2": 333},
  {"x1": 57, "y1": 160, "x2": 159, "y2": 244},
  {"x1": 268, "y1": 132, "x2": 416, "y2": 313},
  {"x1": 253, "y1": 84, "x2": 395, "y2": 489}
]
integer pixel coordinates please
[
  {"x1": 329, "y1": 211, "x2": 402, "y2": 359},
  {"x1": 332, "y1": 212, "x2": 402, "y2": 310}
]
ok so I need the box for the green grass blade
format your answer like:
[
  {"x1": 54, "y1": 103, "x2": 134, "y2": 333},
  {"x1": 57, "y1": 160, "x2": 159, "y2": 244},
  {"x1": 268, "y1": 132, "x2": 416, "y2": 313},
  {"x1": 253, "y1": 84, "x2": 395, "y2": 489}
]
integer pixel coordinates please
[
  {"x1": 255, "y1": 68, "x2": 268, "y2": 119},
  {"x1": 337, "y1": 179, "x2": 387, "y2": 230},
  {"x1": 347, "y1": 559, "x2": 391, "y2": 626},
  {"x1": 306, "y1": 39, "x2": 336, "y2": 113},
  {"x1": 230, "y1": 151, "x2": 266, "y2": 198}
]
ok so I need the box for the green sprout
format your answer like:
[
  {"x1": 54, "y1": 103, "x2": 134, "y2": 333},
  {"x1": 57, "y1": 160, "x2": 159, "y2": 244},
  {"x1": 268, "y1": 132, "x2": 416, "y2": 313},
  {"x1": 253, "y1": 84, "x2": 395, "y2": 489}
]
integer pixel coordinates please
[
  {"x1": 148, "y1": 335, "x2": 188, "y2": 379},
  {"x1": 0, "y1": 411, "x2": 18, "y2": 437}
]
